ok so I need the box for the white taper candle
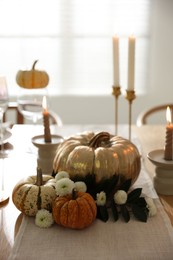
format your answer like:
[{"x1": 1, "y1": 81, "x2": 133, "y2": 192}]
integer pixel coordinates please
[
  {"x1": 128, "y1": 36, "x2": 136, "y2": 90},
  {"x1": 113, "y1": 35, "x2": 119, "y2": 86}
]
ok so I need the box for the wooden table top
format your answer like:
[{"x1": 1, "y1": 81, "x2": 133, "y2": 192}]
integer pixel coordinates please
[{"x1": 0, "y1": 124, "x2": 173, "y2": 259}]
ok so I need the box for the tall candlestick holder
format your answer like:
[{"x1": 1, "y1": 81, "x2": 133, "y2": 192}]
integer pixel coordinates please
[
  {"x1": 125, "y1": 90, "x2": 136, "y2": 141},
  {"x1": 112, "y1": 86, "x2": 121, "y2": 135}
]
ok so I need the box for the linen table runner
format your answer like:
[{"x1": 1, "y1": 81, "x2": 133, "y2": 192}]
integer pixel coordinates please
[
  {"x1": 8, "y1": 199, "x2": 173, "y2": 260},
  {"x1": 8, "y1": 165, "x2": 173, "y2": 260}
]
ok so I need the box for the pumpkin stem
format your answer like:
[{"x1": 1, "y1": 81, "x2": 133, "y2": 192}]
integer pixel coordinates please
[
  {"x1": 72, "y1": 188, "x2": 78, "y2": 200},
  {"x1": 35, "y1": 167, "x2": 43, "y2": 186},
  {"x1": 32, "y1": 60, "x2": 38, "y2": 70},
  {"x1": 89, "y1": 132, "x2": 110, "y2": 148}
]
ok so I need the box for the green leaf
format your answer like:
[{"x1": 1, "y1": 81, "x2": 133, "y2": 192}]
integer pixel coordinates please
[
  {"x1": 131, "y1": 204, "x2": 148, "y2": 222},
  {"x1": 97, "y1": 206, "x2": 109, "y2": 222},
  {"x1": 127, "y1": 188, "x2": 142, "y2": 203},
  {"x1": 120, "y1": 205, "x2": 130, "y2": 222},
  {"x1": 111, "y1": 200, "x2": 119, "y2": 221}
]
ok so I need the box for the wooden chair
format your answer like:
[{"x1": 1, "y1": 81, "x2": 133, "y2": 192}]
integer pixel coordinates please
[
  {"x1": 136, "y1": 104, "x2": 173, "y2": 126},
  {"x1": 3, "y1": 101, "x2": 63, "y2": 126}
]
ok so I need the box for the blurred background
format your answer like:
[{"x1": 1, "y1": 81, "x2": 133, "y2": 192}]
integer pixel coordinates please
[{"x1": 0, "y1": 0, "x2": 173, "y2": 124}]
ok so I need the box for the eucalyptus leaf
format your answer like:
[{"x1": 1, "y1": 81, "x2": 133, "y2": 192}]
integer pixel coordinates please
[
  {"x1": 97, "y1": 206, "x2": 109, "y2": 222},
  {"x1": 132, "y1": 204, "x2": 148, "y2": 222},
  {"x1": 120, "y1": 205, "x2": 130, "y2": 222},
  {"x1": 127, "y1": 188, "x2": 142, "y2": 203},
  {"x1": 111, "y1": 200, "x2": 119, "y2": 221},
  {"x1": 135, "y1": 197, "x2": 148, "y2": 208},
  {"x1": 119, "y1": 179, "x2": 132, "y2": 192}
]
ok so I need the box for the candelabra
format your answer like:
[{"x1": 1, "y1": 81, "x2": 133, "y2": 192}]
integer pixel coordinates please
[{"x1": 112, "y1": 86, "x2": 121, "y2": 135}]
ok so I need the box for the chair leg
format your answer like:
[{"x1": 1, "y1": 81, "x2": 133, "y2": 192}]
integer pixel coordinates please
[{"x1": 17, "y1": 111, "x2": 24, "y2": 124}]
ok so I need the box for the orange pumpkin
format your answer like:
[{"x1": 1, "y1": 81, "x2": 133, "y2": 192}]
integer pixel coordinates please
[{"x1": 52, "y1": 190, "x2": 97, "y2": 229}]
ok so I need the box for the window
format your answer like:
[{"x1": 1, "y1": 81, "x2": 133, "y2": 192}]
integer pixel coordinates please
[{"x1": 0, "y1": 0, "x2": 150, "y2": 96}]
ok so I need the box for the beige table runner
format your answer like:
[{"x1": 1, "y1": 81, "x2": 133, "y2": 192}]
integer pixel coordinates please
[
  {"x1": 8, "y1": 199, "x2": 173, "y2": 260},
  {"x1": 8, "y1": 166, "x2": 173, "y2": 260}
]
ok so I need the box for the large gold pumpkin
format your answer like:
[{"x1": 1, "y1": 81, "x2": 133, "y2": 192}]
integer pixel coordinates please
[
  {"x1": 12, "y1": 168, "x2": 56, "y2": 216},
  {"x1": 53, "y1": 131, "x2": 141, "y2": 188},
  {"x1": 16, "y1": 60, "x2": 49, "y2": 89}
]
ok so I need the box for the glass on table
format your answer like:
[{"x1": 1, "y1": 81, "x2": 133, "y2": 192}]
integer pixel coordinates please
[
  {"x1": 0, "y1": 76, "x2": 9, "y2": 206},
  {"x1": 17, "y1": 87, "x2": 49, "y2": 154},
  {"x1": 17, "y1": 87, "x2": 48, "y2": 125},
  {"x1": 0, "y1": 76, "x2": 9, "y2": 156}
]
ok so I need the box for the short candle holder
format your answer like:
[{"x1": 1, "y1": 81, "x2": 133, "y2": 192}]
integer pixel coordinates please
[
  {"x1": 125, "y1": 90, "x2": 136, "y2": 141},
  {"x1": 148, "y1": 149, "x2": 173, "y2": 195},
  {"x1": 112, "y1": 86, "x2": 121, "y2": 135},
  {"x1": 32, "y1": 134, "x2": 64, "y2": 175}
]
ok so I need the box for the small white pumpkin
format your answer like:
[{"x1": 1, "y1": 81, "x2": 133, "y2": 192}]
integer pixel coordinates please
[{"x1": 12, "y1": 168, "x2": 56, "y2": 216}]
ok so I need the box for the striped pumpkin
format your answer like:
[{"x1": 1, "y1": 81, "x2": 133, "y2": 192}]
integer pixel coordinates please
[{"x1": 12, "y1": 168, "x2": 56, "y2": 216}]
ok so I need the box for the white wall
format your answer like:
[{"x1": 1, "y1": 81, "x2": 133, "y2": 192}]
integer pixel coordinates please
[
  {"x1": 47, "y1": 0, "x2": 173, "y2": 125},
  {"x1": 49, "y1": 94, "x2": 152, "y2": 125},
  {"x1": 6, "y1": 0, "x2": 173, "y2": 126}
]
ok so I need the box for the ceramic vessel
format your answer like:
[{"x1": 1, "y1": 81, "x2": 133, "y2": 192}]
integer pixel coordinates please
[
  {"x1": 32, "y1": 134, "x2": 63, "y2": 175},
  {"x1": 148, "y1": 149, "x2": 173, "y2": 195}
]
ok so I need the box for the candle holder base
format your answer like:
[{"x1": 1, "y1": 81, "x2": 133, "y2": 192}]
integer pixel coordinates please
[
  {"x1": 148, "y1": 149, "x2": 173, "y2": 195},
  {"x1": 32, "y1": 135, "x2": 64, "y2": 175}
]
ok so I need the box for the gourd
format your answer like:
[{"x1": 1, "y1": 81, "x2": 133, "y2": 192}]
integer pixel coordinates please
[
  {"x1": 53, "y1": 131, "x2": 141, "y2": 187},
  {"x1": 16, "y1": 60, "x2": 49, "y2": 89},
  {"x1": 52, "y1": 189, "x2": 97, "y2": 229},
  {"x1": 12, "y1": 168, "x2": 56, "y2": 216}
]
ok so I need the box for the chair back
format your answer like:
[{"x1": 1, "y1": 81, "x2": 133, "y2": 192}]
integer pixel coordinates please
[
  {"x1": 4, "y1": 102, "x2": 63, "y2": 126},
  {"x1": 136, "y1": 104, "x2": 173, "y2": 126}
]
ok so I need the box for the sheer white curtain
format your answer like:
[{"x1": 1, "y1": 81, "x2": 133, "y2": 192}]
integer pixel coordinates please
[{"x1": 0, "y1": 0, "x2": 150, "y2": 96}]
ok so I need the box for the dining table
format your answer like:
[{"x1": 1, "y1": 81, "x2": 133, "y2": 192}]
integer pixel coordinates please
[{"x1": 1, "y1": 123, "x2": 173, "y2": 260}]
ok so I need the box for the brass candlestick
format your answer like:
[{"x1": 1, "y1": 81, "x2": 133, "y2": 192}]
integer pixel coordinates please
[
  {"x1": 112, "y1": 86, "x2": 121, "y2": 135},
  {"x1": 125, "y1": 90, "x2": 136, "y2": 141}
]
